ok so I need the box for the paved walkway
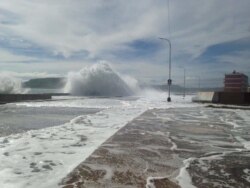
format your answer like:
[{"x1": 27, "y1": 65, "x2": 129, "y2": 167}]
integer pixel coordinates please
[{"x1": 60, "y1": 107, "x2": 250, "y2": 188}]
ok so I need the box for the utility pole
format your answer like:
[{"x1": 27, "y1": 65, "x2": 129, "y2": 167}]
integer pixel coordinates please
[
  {"x1": 183, "y1": 68, "x2": 186, "y2": 99},
  {"x1": 159, "y1": 37, "x2": 172, "y2": 102},
  {"x1": 198, "y1": 76, "x2": 200, "y2": 91}
]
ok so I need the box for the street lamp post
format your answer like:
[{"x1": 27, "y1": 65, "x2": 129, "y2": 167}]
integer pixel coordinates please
[
  {"x1": 198, "y1": 76, "x2": 201, "y2": 91},
  {"x1": 159, "y1": 37, "x2": 172, "y2": 102},
  {"x1": 183, "y1": 68, "x2": 186, "y2": 99}
]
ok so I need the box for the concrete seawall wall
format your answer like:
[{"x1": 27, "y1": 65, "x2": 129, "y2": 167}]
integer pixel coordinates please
[
  {"x1": 193, "y1": 92, "x2": 250, "y2": 105},
  {"x1": 192, "y1": 92, "x2": 219, "y2": 103},
  {"x1": 0, "y1": 94, "x2": 52, "y2": 104}
]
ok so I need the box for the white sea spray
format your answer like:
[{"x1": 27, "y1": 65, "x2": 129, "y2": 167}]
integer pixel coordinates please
[
  {"x1": 0, "y1": 75, "x2": 26, "y2": 94},
  {"x1": 64, "y1": 62, "x2": 137, "y2": 96}
]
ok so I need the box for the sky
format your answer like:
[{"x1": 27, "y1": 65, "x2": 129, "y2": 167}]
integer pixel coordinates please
[{"x1": 0, "y1": 0, "x2": 250, "y2": 87}]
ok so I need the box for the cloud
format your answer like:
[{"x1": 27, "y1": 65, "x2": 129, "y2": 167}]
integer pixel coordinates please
[
  {"x1": 0, "y1": 0, "x2": 249, "y2": 86},
  {"x1": 0, "y1": 0, "x2": 167, "y2": 58},
  {"x1": 0, "y1": 48, "x2": 37, "y2": 62},
  {"x1": 0, "y1": 71, "x2": 60, "y2": 79}
]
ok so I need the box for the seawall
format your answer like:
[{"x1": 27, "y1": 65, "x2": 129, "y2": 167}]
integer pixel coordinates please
[
  {"x1": 0, "y1": 94, "x2": 52, "y2": 104},
  {"x1": 193, "y1": 92, "x2": 250, "y2": 105}
]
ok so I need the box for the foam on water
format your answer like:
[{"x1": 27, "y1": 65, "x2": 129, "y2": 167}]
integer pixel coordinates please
[
  {"x1": 0, "y1": 93, "x2": 201, "y2": 188},
  {"x1": 243, "y1": 169, "x2": 250, "y2": 183},
  {"x1": 174, "y1": 107, "x2": 250, "y2": 188},
  {"x1": 0, "y1": 105, "x2": 144, "y2": 188},
  {"x1": 146, "y1": 176, "x2": 168, "y2": 188},
  {"x1": 219, "y1": 109, "x2": 250, "y2": 150},
  {"x1": 176, "y1": 158, "x2": 197, "y2": 188}
]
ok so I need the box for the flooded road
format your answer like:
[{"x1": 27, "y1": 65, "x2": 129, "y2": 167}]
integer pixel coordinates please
[{"x1": 61, "y1": 107, "x2": 250, "y2": 188}]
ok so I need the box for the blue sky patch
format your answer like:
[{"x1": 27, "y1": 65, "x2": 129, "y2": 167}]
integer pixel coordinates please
[
  {"x1": 112, "y1": 39, "x2": 163, "y2": 60},
  {"x1": 0, "y1": 36, "x2": 90, "y2": 61},
  {"x1": 197, "y1": 36, "x2": 250, "y2": 62}
]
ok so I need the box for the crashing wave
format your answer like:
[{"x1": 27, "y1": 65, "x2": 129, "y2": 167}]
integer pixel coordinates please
[
  {"x1": 64, "y1": 63, "x2": 135, "y2": 96},
  {"x1": 0, "y1": 75, "x2": 24, "y2": 94}
]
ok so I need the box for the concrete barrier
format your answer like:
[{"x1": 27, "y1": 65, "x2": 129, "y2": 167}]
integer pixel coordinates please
[
  {"x1": 0, "y1": 94, "x2": 52, "y2": 104},
  {"x1": 218, "y1": 92, "x2": 250, "y2": 105},
  {"x1": 192, "y1": 92, "x2": 219, "y2": 103},
  {"x1": 193, "y1": 92, "x2": 250, "y2": 105}
]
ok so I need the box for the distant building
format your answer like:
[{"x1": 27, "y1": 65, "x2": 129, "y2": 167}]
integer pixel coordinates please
[{"x1": 224, "y1": 71, "x2": 248, "y2": 92}]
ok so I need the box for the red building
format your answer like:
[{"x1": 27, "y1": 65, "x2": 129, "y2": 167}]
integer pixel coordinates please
[{"x1": 224, "y1": 71, "x2": 248, "y2": 92}]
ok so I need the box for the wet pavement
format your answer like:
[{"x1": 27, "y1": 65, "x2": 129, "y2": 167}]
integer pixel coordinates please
[{"x1": 60, "y1": 107, "x2": 250, "y2": 188}]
